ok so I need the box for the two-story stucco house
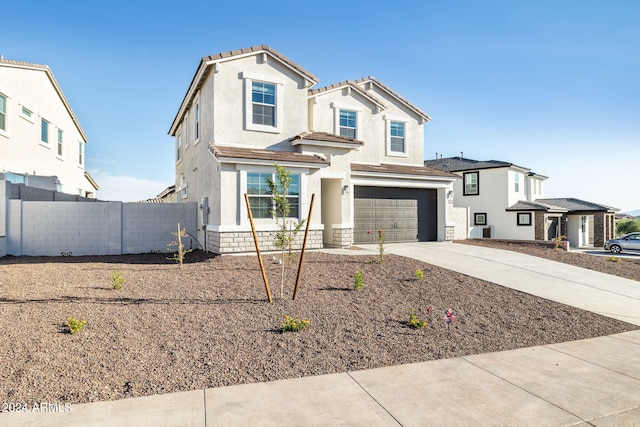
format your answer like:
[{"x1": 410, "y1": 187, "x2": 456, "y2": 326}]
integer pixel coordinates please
[
  {"x1": 0, "y1": 58, "x2": 98, "y2": 197},
  {"x1": 424, "y1": 156, "x2": 617, "y2": 248},
  {"x1": 168, "y1": 45, "x2": 458, "y2": 254}
]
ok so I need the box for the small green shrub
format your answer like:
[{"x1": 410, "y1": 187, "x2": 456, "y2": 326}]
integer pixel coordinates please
[
  {"x1": 354, "y1": 270, "x2": 364, "y2": 290},
  {"x1": 67, "y1": 317, "x2": 86, "y2": 334},
  {"x1": 112, "y1": 269, "x2": 124, "y2": 290},
  {"x1": 408, "y1": 308, "x2": 427, "y2": 329},
  {"x1": 415, "y1": 268, "x2": 424, "y2": 280},
  {"x1": 607, "y1": 256, "x2": 621, "y2": 263},
  {"x1": 281, "y1": 316, "x2": 310, "y2": 332}
]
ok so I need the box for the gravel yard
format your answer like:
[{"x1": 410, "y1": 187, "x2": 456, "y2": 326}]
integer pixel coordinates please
[{"x1": 1, "y1": 248, "x2": 637, "y2": 405}]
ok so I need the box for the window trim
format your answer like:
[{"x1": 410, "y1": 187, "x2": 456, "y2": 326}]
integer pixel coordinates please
[
  {"x1": 0, "y1": 91, "x2": 9, "y2": 138},
  {"x1": 474, "y1": 212, "x2": 487, "y2": 226},
  {"x1": 384, "y1": 115, "x2": 408, "y2": 157},
  {"x1": 176, "y1": 130, "x2": 182, "y2": 164},
  {"x1": 57, "y1": 129, "x2": 64, "y2": 158},
  {"x1": 19, "y1": 102, "x2": 35, "y2": 123},
  {"x1": 517, "y1": 212, "x2": 532, "y2": 226},
  {"x1": 246, "y1": 171, "x2": 301, "y2": 220},
  {"x1": 40, "y1": 117, "x2": 51, "y2": 146},
  {"x1": 463, "y1": 171, "x2": 479, "y2": 196},
  {"x1": 193, "y1": 97, "x2": 200, "y2": 145},
  {"x1": 331, "y1": 103, "x2": 362, "y2": 139},
  {"x1": 78, "y1": 141, "x2": 84, "y2": 167},
  {"x1": 514, "y1": 172, "x2": 520, "y2": 193},
  {"x1": 242, "y1": 72, "x2": 283, "y2": 134}
]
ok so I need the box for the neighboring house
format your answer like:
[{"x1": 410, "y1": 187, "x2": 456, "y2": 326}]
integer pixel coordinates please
[
  {"x1": 168, "y1": 45, "x2": 459, "y2": 253},
  {"x1": 0, "y1": 58, "x2": 98, "y2": 198},
  {"x1": 424, "y1": 156, "x2": 617, "y2": 248}
]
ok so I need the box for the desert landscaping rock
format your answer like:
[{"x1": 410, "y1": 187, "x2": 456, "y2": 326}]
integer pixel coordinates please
[{"x1": 0, "y1": 250, "x2": 637, "y2": 405}]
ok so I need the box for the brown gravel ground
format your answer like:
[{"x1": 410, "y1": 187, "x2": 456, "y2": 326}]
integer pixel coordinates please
[
  {"x1": 0, "y1": 248, "x2": 637, "y2": 405},
  {"x1": 457, "y1": 239, "x2": 640, "y2": 282}
]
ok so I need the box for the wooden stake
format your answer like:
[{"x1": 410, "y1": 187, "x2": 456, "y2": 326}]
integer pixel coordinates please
[
  {"x1": 292, "y1": 193, "x2": 315, "y2": 301},
  {"x1": 244, "y1": 193, "x2": 272, "y2": 303}
]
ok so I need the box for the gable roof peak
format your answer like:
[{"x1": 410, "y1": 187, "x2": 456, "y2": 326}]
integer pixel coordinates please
[{"x1": 353, "y1": 76, "x2": 430, "y2": 122}]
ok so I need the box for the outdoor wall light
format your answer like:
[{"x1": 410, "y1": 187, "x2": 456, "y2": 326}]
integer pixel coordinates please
[{"x1": 342, "y1": 185, "x2": 350, "y2": 193}]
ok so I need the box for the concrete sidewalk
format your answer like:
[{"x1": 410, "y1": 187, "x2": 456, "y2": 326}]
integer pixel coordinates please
[{"x1": 5, "y1": 242, "x2": 640, "y2": 426}]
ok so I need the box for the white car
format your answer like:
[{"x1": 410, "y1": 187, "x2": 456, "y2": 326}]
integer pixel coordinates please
[{"x1": 604, "y1": 232, "x2": 640, "y2": 254}]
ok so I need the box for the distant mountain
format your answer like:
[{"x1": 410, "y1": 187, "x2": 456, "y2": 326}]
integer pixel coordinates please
[{"x1": 624, "y1": 209, "x2": 640, "y2": 217}]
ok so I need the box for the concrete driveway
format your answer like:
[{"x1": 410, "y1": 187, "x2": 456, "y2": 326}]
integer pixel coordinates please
[{"x1": 386, "y1": 242, "x2": 640, "y2": 326}]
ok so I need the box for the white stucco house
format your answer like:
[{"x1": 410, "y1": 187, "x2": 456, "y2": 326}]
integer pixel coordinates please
[
  {"x1": 168, "y1": 45, "x2": 459, "y2": 253},
  {"x1": 0, "y1": 58, "x2": 98, "y2": 197},
  {"x1": 424, "y1": 156, "x2": 617, "y2": 248}
]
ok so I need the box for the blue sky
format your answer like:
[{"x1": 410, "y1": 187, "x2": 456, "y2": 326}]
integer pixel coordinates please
[{"x1": 3, "y1": 1, "x2": 639, "y2": 211}]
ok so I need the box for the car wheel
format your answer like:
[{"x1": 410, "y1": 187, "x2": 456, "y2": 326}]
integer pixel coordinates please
[{"x1": 610, "y1": 245, "x2": 622, "y2": 254}]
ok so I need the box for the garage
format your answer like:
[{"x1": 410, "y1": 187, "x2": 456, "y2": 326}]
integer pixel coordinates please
[{"x1": 353, "y1": 186, "x2": 437, "y2": 244}]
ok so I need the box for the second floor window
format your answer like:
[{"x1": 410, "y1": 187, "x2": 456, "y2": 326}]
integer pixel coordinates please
[
  {"x1": 176, "y1": 133, "x2": 182, "y2": 162},
  {"x1": 464, "y1": 171, "x2": 479, "y2": 196},
  {"x1": 339, "y1": 110, "x2": 357, "y2": 139},
  {"x1": 57, "y1": 129, "x2": 63, "y2": 156},
  {"x1": 252, "y1": 82, "x2": 276, "y2": 126},
  {"x1": 78, "y1": 141, "x2": 84, "y2": 165},
  {"x1": 390, "y1": 121, "x2": 405, "y2": 153},
  {"x1": 194, "y1": 102, "x2": 200, "y2": 141},
  {"x1": 0, "y1": 93, "x2": 7, "y2": 132},
  {"x1": 41, "y1": 119, "x2": 50, "y2": 143},
  {"x1": 514, "y1": 173, "x2": 520, "y2": 192}
]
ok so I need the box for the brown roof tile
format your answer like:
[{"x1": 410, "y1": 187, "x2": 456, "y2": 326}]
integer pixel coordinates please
[
  {"x1": 209, "y1": 143, "x2": 328, "y2": 165},
  {"x1": 351, "y1": 163, "x2": 458, "y2": 178},
  {"x1": 290, "y1": 131, "x2": 364, "y2": 145}
]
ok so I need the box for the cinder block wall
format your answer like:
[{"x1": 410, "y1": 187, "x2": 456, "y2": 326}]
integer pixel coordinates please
[
  {"x1": 122, "y1": 203, "x2": 198, "y2": 254},
  {"x1": 4, "y1": 200, "x2": 198, "y2": 257}
]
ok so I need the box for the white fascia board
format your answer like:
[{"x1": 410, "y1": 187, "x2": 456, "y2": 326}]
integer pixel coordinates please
[
  {"x1": 290, "y1": 139, "x2": 361, "y2": 150},
  {"x1": 215, "y1": 157, "x2": 324, "y2": 170},
  {"x1": 350, "y1": 175, "x2": 454, "y2": 189},
  {"x1": 207, "y1": 224, "x2": 324, "y2": 233}
]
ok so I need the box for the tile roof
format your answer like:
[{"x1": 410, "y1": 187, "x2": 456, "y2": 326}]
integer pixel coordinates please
[
  {"x1": 0, "y1": 57, "x2": 48, "y2": 69},
  {"x1": 308, "y1": 80, "x2": 386, "y2": 109},
  {"x1": 209, "y1": 143, "x2": 329, "y2": 165},
  {"x1": 289, "y1": 131, "x2": 364, "y2": 145},
  {"x1": 424, "y1": 157, "x2": 518, "y2": 172},
  {"x1": 202, "y1": 45, "x2": 318, "y2": 83},
  {"x1": 507, "y1": 200, "x2": 567, "y2": 212},
  {"x1": 351, "y1": 163, "x2": 459, "y2": 179},
  {"x1": 535, "y1": 198, "x2": 618, "y2": 212},
  {"x1": 353, "y1": 76, "x2": 431, "y2": 122}
]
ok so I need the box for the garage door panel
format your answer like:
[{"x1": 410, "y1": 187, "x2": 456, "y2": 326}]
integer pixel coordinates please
[{"x1": 353, "y1": 187, "x2": 437, "y2": 244}]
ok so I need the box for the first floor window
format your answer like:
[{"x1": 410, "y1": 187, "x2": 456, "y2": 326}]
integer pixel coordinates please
[
  {"x1": 463, "y1": 171, "x2": 479, "y2": 195},
  {"x1": 474, "y1": 213, "x2": 487, "y2": 225},
  {"x1": 0, "y1": 93, "x2": 7, "y2": 131},
  {"x1": 517, "y1": 212, "x2": 532, "y2": 226},
  {"x1": 247, "y1": 172, "x2": 300, "y2": 219},
  {"x1": 41, "y1": 119, "x2": 49, "y2": 143},
  {"x1": 252, "y1": 82, "x2": 276, "y2": 126},
  {"x1": 57, "y1": 129, "x2": 63, "y2": 156},
  {"x1": 390, "y1": 121, "x2": 405, "y2": 152},
  {"x1": 339, "y1": 110, "x2": 357, "y2": 139}
]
